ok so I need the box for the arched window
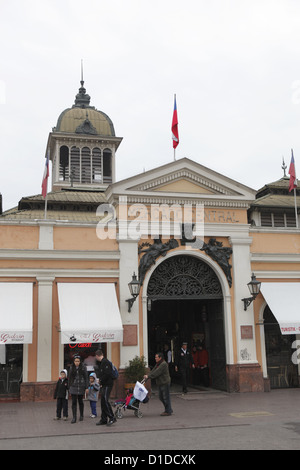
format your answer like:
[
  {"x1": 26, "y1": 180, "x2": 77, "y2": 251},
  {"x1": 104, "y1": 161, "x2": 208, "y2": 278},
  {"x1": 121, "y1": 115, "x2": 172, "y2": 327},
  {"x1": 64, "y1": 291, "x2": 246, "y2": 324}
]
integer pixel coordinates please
[
  {"x1": 103, "y1": 148, "x2": 112, "y2": 183},
  {"x1": 60, "y1": 145, "x2": 112, "y2": 185},
  {"x1": 92, "y1": 147, "x2": 102, "y2": 183},
  {"x1": 59, "y1": 145, "x2": 69, "y2": 181},
  {"x1": 81, "y1": 146, "x2": 91, "y2": 183},
  {"x1": 70, "y1": 146, "x2": 80, "y2": 183}
]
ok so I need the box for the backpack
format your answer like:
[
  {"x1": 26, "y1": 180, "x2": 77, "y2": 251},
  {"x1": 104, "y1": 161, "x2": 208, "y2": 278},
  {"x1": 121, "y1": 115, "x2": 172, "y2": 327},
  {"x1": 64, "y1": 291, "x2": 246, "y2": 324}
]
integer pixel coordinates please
[{"x1": 108, "y1": 360, "x2": 119, "y2": 380}]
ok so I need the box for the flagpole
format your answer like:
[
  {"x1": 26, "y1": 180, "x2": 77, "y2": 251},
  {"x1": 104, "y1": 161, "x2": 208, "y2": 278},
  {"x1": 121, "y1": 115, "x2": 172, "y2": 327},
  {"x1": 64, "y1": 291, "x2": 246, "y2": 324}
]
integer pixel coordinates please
[
  {"x1": 289, "y1": 149, "x2": 298, "y2": 229},
  {"x1": 294, "y1": 188, "x2": 298, "y2": 228},
  {"x1": 42, "y1": 150, "x2": 50, "y2": 220},
  {"x1": 44, "y1": 192, "x2": 48, "y2": 220},
  {"x1": 174, "y1": 94, "x2": 176, "y2": 161}
]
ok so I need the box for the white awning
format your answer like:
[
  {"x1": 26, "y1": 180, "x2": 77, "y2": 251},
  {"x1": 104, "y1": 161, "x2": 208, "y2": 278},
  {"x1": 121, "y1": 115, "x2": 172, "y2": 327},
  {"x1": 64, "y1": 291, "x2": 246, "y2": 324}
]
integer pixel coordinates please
[
  {"x1": 261, "y1": 283, "x2": 300, "y2": 335},
  {"x1": 0, "y1": 283, "x2": 33, "y2": 344},
  {"x1": 57, "y1": 283, "x2": 123, "y2": 344}
]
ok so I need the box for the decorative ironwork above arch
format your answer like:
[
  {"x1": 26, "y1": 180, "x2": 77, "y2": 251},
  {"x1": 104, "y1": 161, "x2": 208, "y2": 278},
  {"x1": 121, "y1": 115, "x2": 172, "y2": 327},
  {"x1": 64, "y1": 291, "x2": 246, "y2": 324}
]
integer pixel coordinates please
[{"x1": 147, "y1": 255, "x2": 223, "y2": 300}]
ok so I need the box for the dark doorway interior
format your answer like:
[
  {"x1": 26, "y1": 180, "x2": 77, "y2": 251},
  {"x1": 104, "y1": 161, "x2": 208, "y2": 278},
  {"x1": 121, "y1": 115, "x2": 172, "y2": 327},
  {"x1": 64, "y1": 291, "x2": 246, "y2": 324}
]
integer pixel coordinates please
[
  {"x1": 147, "y1": 298, "x2": 227, "y2": 391},
  {"x1": 0, "y1": 344, "x2": 23, "y2": 397},
  {"x1": 264, "y1": 306, "x2": 298, "y2": 389}
]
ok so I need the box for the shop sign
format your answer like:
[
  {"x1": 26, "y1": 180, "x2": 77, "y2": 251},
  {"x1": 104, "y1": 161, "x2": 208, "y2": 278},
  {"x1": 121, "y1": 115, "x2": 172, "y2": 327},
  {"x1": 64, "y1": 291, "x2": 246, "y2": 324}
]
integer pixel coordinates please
[
  {"x1": 0, "y1": 332, "x2": 32, "y2": 344},
  {"x1": 281, "y1": 326, "x2": 300, "y2": 334},
  {"x1": 62, "y1": 330, "x2": 123, "y2": 344},
  {"x1": 69, "y1": 343, "x2": 92, "y2": 348}
]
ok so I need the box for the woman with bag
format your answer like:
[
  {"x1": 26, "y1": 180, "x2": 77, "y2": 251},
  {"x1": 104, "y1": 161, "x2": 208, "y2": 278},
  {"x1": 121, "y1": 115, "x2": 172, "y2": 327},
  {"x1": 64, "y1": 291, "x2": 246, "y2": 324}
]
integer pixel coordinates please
[
  {"x1": 69, "y1": 355, "x2": 89, "y2": 424},
  {"x1": 144, "y1": 352, "x2": 173, "y2": 416}
]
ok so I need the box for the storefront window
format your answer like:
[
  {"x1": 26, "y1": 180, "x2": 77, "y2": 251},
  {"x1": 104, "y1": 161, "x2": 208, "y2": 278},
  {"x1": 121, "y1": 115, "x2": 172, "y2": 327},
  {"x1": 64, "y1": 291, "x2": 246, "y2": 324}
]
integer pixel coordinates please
[
  {"x1": 64, "y1": 343, "x2": 107, "y2": 373},
  {"x1": 264, "y1": 306, "x2": 298, "y2": 389},
  {"x1": 0, "y1": 344, "x2": 23, "y2": 395}
]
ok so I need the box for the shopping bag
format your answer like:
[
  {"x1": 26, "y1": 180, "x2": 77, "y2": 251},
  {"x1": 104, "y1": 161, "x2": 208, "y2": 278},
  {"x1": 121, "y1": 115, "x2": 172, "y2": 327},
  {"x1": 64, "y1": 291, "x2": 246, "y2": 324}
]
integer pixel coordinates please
[{"x1": 133, "y1": 381, "x2": 148, "y2": 402}]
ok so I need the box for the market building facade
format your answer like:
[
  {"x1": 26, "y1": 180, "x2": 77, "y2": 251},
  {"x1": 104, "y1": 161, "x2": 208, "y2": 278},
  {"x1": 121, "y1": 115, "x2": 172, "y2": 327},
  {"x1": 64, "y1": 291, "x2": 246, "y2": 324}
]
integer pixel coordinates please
[{"x1": 0, "y1": 80, "x2": 299, "y2": 401}]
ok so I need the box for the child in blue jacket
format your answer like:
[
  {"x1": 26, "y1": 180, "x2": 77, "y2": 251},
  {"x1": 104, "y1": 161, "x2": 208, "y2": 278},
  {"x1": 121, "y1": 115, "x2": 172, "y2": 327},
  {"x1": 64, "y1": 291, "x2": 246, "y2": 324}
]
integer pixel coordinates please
[{"x1": 88, "y1": 373, "x2": 100, "y2": 418}]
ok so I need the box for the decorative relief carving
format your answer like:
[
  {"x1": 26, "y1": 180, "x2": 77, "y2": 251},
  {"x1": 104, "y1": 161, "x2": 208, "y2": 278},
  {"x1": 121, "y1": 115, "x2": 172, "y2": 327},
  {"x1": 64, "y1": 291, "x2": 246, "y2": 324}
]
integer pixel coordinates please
[
  {"x1": 138, "y1": 236, "x2": 233, "y2": 291},
  {"x1": 75, "y1": 118, "x2": 98, "y2": 135},
  {"x1": 138, "y1": 238, "x2": 179, "y2": 286},
  {"x1": 200, "y1": 238, "x2": 232, "y2": 287}
]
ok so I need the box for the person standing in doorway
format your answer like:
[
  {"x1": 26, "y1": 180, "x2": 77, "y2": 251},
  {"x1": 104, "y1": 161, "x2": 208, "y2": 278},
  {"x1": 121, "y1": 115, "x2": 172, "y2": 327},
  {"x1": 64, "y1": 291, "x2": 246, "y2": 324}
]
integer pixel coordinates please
[
  {"x1": 95, "y1": 349, "x2": 115, "y2": 426},
  {"x1": 175, "y1": 342, "x2": 195, "y2": 393},
  {"x1": 199, "y1": 344, "x2": 210, "y2": 387},
  {"x1": 191, "y1": 346, "x2": 201, "y2": 385},
  {"x1": 69, "y1": 355, "x2": 89, "y2": 423}
]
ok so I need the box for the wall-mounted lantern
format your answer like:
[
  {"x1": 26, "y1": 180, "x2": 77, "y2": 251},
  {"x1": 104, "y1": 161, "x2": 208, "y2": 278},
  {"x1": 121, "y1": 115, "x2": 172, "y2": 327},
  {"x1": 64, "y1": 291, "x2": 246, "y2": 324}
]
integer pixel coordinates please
[
  {"x1": 242, "y1": 273, "x2": 261, "y2": 311},
  {"x1": 126, "y1": 272, "x2": 141, "y2": 312}
]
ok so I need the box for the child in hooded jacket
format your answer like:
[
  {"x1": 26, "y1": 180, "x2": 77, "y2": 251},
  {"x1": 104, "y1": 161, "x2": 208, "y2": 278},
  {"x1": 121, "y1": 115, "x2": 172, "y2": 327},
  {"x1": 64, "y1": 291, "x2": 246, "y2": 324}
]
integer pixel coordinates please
[
  {"x1": 54, "y1": 369, "x2": 69, "y2": 420},
  {"x1": 88, "y1": 372, "x2": 100, "y2": 418}
]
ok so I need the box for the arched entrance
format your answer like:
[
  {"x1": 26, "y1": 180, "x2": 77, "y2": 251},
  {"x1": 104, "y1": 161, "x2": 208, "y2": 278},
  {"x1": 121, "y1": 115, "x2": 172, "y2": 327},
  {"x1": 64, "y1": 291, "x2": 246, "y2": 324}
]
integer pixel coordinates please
[{"x1": 146, "y1": 254, "x2": 227, "y2": 391}]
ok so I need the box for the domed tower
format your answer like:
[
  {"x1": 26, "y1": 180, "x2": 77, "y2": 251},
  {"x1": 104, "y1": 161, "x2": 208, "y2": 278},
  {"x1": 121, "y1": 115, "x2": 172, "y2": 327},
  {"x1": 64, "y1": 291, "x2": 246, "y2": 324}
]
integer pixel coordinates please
[{"x1": 47, "y1": 78, "x2": 122, "y2": 192}]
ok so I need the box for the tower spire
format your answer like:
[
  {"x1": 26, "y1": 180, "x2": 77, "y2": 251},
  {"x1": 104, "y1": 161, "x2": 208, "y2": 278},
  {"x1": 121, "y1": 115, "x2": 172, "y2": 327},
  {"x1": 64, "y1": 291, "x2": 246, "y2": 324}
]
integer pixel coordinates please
[
  {"x1": 73, "y1": 59, "x2": 91, "y2": 108},
  {"x1": 282, "y1": 156, "x2": 287, "y2": 178},
  {"x1": 81, "y1": 58, "x2": 84, "y2": 87}
]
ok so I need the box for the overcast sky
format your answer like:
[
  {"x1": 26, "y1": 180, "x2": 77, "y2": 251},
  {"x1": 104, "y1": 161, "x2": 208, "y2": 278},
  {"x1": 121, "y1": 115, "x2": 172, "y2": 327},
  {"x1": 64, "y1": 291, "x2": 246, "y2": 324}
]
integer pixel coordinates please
[{"x1": 1, "y1": 0, "x2": 300, "y2": 211}]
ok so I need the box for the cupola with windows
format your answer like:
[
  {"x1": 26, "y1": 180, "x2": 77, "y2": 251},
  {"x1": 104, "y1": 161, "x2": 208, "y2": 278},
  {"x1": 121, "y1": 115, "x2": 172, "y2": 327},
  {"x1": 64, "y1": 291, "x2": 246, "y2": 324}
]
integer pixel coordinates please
[
  {"x1": 248, "y1": 161, "x2": 299, "y2": 228},
  {"x1": 47, "y1": 77, "x2": 122, "y2": 192}
]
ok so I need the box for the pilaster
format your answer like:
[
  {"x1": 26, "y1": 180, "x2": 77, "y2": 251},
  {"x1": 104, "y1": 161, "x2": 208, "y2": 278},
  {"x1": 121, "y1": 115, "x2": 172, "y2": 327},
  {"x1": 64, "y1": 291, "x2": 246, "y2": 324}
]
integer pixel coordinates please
[
  {"x1": 118, "y1": 238, "x2": 140, "y2": 368},
  {"x1": 229, "y1": 235, "x2": 258, "y2": 364},
  {"x1": 36, "y1": 275, "x2": 55, "y2": 382}
]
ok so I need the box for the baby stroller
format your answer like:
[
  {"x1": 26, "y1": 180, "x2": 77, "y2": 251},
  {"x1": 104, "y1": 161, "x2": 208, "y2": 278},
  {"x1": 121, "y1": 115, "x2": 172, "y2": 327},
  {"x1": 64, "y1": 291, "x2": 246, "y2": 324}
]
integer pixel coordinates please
[{"x1": 114, "y1": 380, "x2": 149, "y2": 419}]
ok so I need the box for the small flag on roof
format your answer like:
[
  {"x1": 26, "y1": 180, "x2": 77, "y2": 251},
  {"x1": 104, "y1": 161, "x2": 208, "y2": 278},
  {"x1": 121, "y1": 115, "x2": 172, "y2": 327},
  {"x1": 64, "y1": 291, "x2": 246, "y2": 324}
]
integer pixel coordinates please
[{"x1": 289, "y1": 149, "x2": 297, "y2": 192}]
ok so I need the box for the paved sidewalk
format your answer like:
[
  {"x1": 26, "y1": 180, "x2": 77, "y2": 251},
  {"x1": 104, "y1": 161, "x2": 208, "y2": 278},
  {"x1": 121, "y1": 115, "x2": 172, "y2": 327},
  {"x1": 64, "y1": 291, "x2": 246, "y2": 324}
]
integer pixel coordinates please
[{"x1": 1, "y1": 388, "x2": 300, "y2": 449}]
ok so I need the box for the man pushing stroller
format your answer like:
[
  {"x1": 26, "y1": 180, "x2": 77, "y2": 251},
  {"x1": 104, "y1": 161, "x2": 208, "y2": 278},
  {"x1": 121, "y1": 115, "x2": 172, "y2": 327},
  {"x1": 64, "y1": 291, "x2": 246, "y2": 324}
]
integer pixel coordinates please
[{"x1": 144, "y1": 352, "x2": 173, "y2": 416}]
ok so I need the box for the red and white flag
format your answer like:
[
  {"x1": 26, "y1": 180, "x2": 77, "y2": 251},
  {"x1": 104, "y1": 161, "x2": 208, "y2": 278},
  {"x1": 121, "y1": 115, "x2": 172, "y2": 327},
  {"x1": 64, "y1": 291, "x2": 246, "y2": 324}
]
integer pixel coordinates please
[
  {"x1": 289, "y1": 149, "x2": 297, "y2": 192},
  {"x1": 41, "y1": 151, "x2": 50, "y2": 199},
  {"x1": 172, "y1": 95, "x2": 179, "y2": 149}
]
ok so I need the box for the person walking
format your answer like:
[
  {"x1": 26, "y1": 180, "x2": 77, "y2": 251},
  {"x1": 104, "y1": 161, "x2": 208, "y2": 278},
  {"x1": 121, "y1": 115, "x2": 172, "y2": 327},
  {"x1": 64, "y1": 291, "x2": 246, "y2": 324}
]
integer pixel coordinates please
[
  {"x1": 144, "y1": 352, "x2": 173, "y2": 416},
  {"x1": 69, "y1": 355, "x2": 89, "y2": 424},
  {"x1": 175, "y1": 341, "x2": 195, "y2": 393},
  {"x1": 95, "y1": 349, "x2": 115, "y2": 426}
]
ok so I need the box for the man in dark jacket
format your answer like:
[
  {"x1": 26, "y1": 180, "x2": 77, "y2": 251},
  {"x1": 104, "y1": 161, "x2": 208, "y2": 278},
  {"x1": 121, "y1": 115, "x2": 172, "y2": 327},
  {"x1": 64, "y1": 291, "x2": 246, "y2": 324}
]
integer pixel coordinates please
[
  {"x1": 144, "y1": 352, "x2": 173, "y2": 416},
  {"x1": 175, "y1": 342, "x2": 195, "y2": 393},
  {"x1": 95, "y1": 349, "x2": 115, "y2": 426}
]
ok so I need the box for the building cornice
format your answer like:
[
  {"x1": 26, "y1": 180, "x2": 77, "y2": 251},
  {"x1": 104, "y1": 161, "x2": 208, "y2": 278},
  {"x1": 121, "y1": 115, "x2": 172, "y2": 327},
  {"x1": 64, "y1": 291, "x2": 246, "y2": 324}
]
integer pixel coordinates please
[
  {"x1": 251, "y1": 253, "x2": 300, "y2": 263},
  {"x1": 0, "y1": 268, "x2": 119, "y2": 278},
  {"x1": 107, "y1": 192, "x2": 252, "y2": 209},
  {"x1": 0, "y1": 249, "x2": 120, "y2": 261}
]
